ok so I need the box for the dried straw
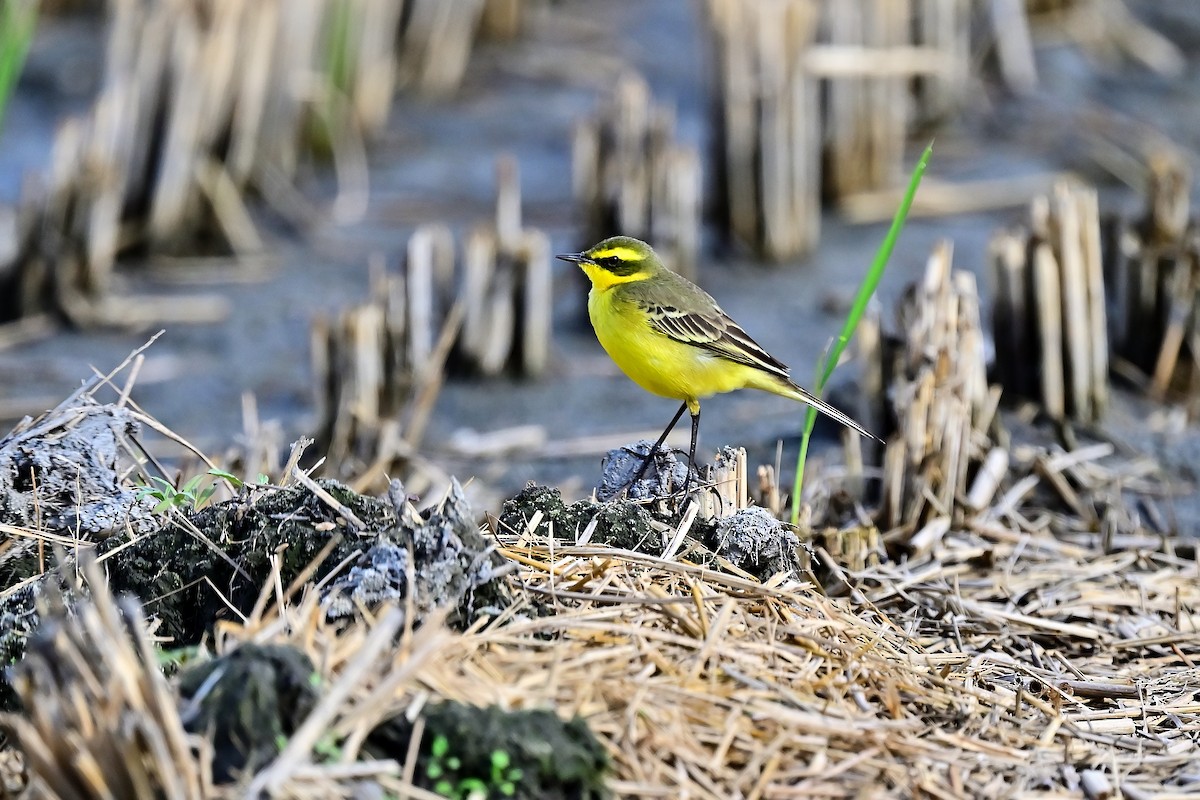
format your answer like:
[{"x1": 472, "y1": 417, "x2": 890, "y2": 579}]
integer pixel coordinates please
[{"x1": 2, "y1": 391, "x2": 1197, "y2": 797}]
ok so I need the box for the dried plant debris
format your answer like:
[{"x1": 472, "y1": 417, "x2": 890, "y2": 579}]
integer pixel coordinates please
[
  {"x1": 9, "y1": 497, "x2": 1200, "y2": 797},
  {"x1": 2, "y1": 0, "x2": 503, "y2": 326},
  {"x1": 3, "y1": 329, "x2": 1200, "y2": 795},
  {"x1": 311, "y1": 225, "x2": 461, "y2": 476},
  {"x1": 1, "y1": 560, "x2": 205, "y2": 800},
  {"x1": 1106, "y1": 155, "x2": 1200, "y2": 410},
  {"x1": 3, "y1": 445, "x2": 1200, "y2": 796},
  {"x1": 990, "y1": 181, "x2": 1108, "y2": 423},
  {"x1": 491, "y1": 518, "x2": 1200, "y2": 796}
]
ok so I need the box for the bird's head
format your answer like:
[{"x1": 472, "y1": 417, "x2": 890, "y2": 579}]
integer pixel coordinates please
[{"x1": 557, "y1": 236, "x2": 663, "y2": 290}]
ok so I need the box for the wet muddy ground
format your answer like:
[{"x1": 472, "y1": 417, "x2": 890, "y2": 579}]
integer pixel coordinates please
[{"x1": 2, "y1": 1, "x2": 1200, "y2": 518}]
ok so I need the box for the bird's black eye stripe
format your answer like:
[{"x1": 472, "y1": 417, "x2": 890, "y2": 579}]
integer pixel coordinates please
[{"x1": 591, "y1": 256, "x2": 622, "y2": 273}]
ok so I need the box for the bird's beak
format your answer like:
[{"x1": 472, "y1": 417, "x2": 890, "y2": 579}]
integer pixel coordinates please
[{"x1": 556, "y1": 252, "x2": 590, "y2": 265}]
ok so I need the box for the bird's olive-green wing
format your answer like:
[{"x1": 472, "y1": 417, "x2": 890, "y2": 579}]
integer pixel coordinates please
[{"x1": 624, "y1": 273, "x2": 791, "y2": 378}]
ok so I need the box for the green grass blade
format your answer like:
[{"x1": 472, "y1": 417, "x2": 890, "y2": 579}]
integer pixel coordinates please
[
  {"x1": 789, "y1": 141, "x2": 932, "y2": 526},
  {"x1": 0, "y1": 0, "x2": 38, "y2": 136},
  {"x1": 326, "y1": 0, "x2": 355, "y2": 96}
]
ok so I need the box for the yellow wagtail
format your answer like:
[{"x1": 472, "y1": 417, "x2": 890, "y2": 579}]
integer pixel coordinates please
[{"x1": 557, "y1": 236, "x2": 879, "y2": 496}]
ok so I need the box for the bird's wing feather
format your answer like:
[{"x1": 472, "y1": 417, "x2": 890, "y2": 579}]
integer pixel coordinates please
[
  {"x1": 643, "y1": 301, "x2": 791, "y2": 379},
  {"x1": 612, "y1": 266, "x2": 880, "y2": 441}
]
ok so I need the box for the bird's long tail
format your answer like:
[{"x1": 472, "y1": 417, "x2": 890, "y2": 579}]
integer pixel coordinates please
[{"x1": 781, "y1": 379, "x2": 882, "y2": 443}]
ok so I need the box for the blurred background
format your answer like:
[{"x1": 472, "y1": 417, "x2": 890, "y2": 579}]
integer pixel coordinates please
[{"x1": 0, "y1": 0, "x2": 1198, "y2": 507}]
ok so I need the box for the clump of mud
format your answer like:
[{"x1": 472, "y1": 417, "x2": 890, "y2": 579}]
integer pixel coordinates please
[
  {"x1": 0, "y1": 402, "x2": 158, "y2": 587},
  {"x1": 499, "y1": 484, "x2": 662, "y2": 551},
  {"x1": 322, "y1": 478, "x2": 511, "y2": 622},
  {"x1": 711, "y1": 506, "x2": 802, "y2": 579},
  {"x1": 177, "y1": 642, "x2": 611, "y2": 794},
  {"x1": 0, "y1": 418, "x2": 512, "y2": 707},
  {"x1": 500, "y1": 478, "x2": 803, "y2": 582},
  {"x1": 108, "y1": 477, "x2": 507, "y2": 639},
  {"x1": 594, "y1": 439, "x2": 698, "y2": 502}
]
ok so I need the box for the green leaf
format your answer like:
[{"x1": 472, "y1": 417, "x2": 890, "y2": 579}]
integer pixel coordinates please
[
  {"x1": 208, "y1": 468, "x2": 243, "y2": 488},
  {"x1": 0, "y1": 0, "x2": 37, "y2": 136},
  {"x1": 431, "y1": 734, "x2": 449, "y2": 759},
  {"x1": 790, "y1": 141, "x2": 932, "y2": 526},
  {"x1": 180, "y1": 474, "x2": 205, "y2": 495}
]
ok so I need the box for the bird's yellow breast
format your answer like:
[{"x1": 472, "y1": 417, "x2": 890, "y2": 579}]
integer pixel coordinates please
[{"x1": 588, "y1": 286, "x2": 756, "y2": 405}]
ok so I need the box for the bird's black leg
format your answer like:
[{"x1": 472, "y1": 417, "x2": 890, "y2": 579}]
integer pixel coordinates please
[
  {"x1": 629, "y1": 401, "x2": 688, "y2": 486},
  {"x1": 681, "y1": 405, "x2": 700, "y2": 498}
]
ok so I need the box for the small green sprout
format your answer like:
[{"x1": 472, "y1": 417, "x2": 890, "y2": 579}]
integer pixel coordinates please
[
  {"x1": 426, "y1": 735, "x2": 523, "y2": 799},
  {"x1": 136, "y1": 474, "x2": 219, "y2": 512}
]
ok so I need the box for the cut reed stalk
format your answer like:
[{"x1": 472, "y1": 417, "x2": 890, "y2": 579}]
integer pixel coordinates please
[
  {"x1": 866, "y1": 240, "x2": 990, "y2": 532},
  {"x1": 990, "y1": 181, "x2": 1109, "y2": 423},
  {"x1": 572, "y1": 72, "x2": 701, "y2": 280},
  {"x1": 1105, "y1": 155, "x2": 1200, "y2": 412}
]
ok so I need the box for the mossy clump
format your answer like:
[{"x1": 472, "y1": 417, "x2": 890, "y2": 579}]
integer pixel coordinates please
[
  {"x1": 500, "y1": 484, "x2": 804, "y2": 581},
  {"x1": 0, "y1": 478, "x2": 512, "y2": 710},
  {"x1": 178, "y1": 644, "x2": 320, "y2": 783},
  {"x1": 500, "y1": 484, "x2": 661, "y2": 552},
  {"x1": 374, "y1": 701, "x2": 609, "y2": 800},
  {"x1": 102, "y1": 481, "x2": 386, "y2": 644}
]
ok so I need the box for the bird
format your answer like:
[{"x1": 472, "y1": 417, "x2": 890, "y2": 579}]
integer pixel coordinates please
[{"x1": 557, "y1": 235, "x2": 879, "y2": 498}]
